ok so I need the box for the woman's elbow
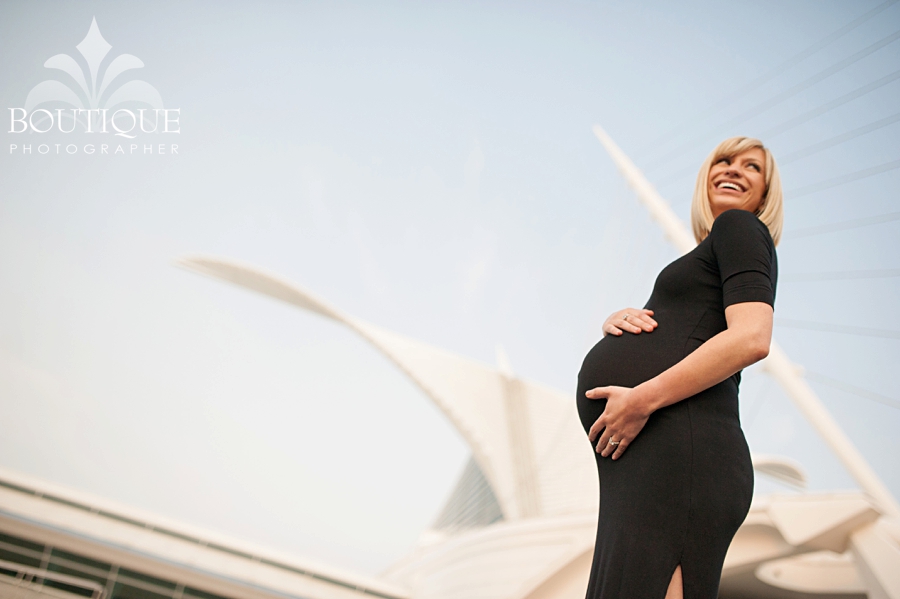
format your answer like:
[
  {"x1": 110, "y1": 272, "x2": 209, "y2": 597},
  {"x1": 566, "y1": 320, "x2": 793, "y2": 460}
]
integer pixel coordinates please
[
  {"x1": 724, "y1": 303, "x2": 774, "y2": 365},
  {"x1": 744, "y1": 334, "x2": 771, "y2": 363},
  {"x1": 731, "y1": 328, "x2": 771, "y2": 364},
  {"x1": 749, "y1": 341, "x2": 770, "y2": 363}
]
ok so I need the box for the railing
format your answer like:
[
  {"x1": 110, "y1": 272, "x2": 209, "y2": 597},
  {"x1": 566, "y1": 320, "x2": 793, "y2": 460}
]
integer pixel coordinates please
[{"x1": 0, "y1": 558, "x2": 105, "y2": 599}]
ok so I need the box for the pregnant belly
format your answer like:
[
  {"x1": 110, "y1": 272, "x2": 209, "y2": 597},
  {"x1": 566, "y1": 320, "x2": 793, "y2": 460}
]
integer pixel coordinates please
[{"x1": 576, "y1": 328, "x2": 684, "y2": 434}]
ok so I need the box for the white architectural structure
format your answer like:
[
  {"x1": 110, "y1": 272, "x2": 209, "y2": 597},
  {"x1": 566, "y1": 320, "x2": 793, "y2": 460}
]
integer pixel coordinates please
[
  {"x1": 1, "y1": 127, "x2": 897, "y2": 599},
  {"x1": 0, "y1": 467, "x2": 408, "y2": 599},
  {"x1": 169, "y1": 251, "x2": 900, "y2": 599}
]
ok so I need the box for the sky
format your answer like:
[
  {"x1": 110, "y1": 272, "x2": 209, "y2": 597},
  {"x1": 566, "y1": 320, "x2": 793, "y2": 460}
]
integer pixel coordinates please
[{"x1": 0, "y1": 0, "x2": 898, "y2": 577}]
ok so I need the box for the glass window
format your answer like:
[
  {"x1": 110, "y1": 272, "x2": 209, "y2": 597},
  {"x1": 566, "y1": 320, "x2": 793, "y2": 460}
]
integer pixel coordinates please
[
  {"x1": 0, "y1": 545, "x2": 43, "y2": 568},
  {"x1": 41, "y1": 578, "x2": 96, "y2": 598},
  {"x1": 117, "y1": 568, "x2": 177, "y2": 591},
  {"x1": 0, "y1": 532, "x2": 44, "y2": 567},
  {"x1": 0, "y1": 532, "x2": 234, "y2": 599},
  {"x1": 47, "y1": 548, "x2": 110, "y2": 585},
  {"x1": 111, "y1": 569, "x2": 178, "y2": 598},
  {"x1": 111, "y1": 581, "x2": 173, "y2": 599},
  {"x1": 0, "y1": 532, "x2": 44, "y2": 553}
]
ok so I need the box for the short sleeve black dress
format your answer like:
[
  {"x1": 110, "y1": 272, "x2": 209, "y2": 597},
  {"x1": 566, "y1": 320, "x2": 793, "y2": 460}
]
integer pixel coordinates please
[{"x1": 576, "y1": 209, "x2": 778, "y2": 599}]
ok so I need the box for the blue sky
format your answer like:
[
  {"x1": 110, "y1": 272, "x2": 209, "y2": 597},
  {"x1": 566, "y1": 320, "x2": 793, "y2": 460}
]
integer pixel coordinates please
[{"x1": 1, "y1": 0, "x2": 898, "y2": 575}]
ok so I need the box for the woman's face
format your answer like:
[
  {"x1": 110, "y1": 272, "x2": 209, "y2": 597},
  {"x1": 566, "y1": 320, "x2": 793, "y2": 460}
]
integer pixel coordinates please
[{"x1": 707, "y1": 147, "x2": 767, "y2": 218}]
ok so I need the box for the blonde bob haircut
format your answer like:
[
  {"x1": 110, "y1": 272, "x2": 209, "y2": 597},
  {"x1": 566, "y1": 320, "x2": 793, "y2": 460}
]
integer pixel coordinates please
[{"x1": 690, "y1": 136, "x2": 784, "y2": 246}]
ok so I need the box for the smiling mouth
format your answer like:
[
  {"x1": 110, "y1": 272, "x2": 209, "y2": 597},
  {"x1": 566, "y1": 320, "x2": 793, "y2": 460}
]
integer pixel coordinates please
[{"x1": 716, "y1": 181, "x2": 744, "y2": 192}]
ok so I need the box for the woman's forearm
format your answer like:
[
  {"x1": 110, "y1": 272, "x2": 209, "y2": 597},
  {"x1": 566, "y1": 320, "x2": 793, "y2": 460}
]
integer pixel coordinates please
[{"x1": 634, "y1": 303, "x2": 773, "y2": 414}]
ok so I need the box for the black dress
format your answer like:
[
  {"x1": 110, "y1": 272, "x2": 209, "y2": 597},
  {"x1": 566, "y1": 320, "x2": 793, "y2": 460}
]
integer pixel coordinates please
[{"x1": 576, "y1": 209, "x2": 778, "y2": 599}]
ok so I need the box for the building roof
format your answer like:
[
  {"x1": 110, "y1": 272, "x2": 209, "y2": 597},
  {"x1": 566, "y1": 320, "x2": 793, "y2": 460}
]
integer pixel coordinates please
[{"x1": 0, "y1": 467, "x2": 409, "y2": 599}]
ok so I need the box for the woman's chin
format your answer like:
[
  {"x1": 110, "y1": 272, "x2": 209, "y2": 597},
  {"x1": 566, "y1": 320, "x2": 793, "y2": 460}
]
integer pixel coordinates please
[{"x1": 711, "y1": 198, "x2": 753, "y2": 216}]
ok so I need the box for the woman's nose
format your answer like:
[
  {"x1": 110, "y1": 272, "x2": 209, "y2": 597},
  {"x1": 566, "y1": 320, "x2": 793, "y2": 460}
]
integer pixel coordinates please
[{"x1": 723, "y1": 163, "x2": 740, "y2": 176}]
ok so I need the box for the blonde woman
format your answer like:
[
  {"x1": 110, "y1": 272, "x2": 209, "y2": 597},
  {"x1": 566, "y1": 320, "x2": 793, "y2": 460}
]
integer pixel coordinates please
[{"x1": 576, "y1": 137, "x2": 783, "y2": 599}]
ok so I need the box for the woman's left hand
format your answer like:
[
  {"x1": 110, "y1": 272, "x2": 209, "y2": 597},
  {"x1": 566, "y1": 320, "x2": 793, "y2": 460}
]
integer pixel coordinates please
[{"x1": 586, "y1": 386, "x2": 652, "y2": 460}]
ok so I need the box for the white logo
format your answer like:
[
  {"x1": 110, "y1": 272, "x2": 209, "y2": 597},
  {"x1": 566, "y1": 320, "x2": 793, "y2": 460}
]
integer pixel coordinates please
[{"x1": 8, "y1": 17, "x2": 180, "y2": 156}]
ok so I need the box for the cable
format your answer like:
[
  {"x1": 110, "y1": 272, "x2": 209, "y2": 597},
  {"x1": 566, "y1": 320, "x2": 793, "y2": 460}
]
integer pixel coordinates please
[
  {"x1": 650, "y1": 74, "x2": 900, "y2": 187},
  {"x1": 656, "y1": 107, "x2": 900, "y2": 185},
  {"x1": 660, "y1": 108, "x2": 900, "y2": 184},
  {"x1": 637, "y1": 0, "x2": 899, "y2": 157},
  {"x1": 659, "y1": 121, "x2": 900, "y2": 214},
  {"x1": 788, "y1": 158, "x2": 900, "y2": 198},
  {"x1": 781, "y1": 268, "x2": 900, "y2": 282},
  {"x1": 720, "y1": 30, "x2": 900, "y2": 129},
  {"x1": 805, "y1": 371, "x2": 900, "y2": 410},
  {"x1": 779, "y1": 112, "x2": 900, "y2": 164},
  {"x1": 784, "y1": 211, "x2": 900, "y2": 239},
  {"x1": 650, "y1": 28, "x2": 900, "y2": 170},
  {"x1": 763, "y1": 68, "x2": 900, "y2": 139},
  {"x1": 775, "y1": 318, "x2": 900, "y2": 339}
]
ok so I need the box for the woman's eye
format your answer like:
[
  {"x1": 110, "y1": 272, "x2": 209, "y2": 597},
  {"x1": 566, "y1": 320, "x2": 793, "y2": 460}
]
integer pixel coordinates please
[
  {"x1": 716, "y1": 158, "x2": 730, "y2": 166},
  {"x1": 748, "y1": 163, "x2": 760, "y2": 171}
]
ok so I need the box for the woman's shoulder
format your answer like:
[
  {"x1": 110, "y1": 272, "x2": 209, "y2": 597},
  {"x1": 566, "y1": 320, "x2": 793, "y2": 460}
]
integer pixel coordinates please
[
  {"x1": 709, "y1": 209, "x2": 773, "y2": 246},
  {"x1": 711, "y1": 208, "x2": 767, "y2": 229}
]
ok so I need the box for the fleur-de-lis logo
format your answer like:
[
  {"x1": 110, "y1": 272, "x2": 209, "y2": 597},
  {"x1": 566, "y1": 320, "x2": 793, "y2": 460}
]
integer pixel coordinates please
[{"x1": 25, "y1": 17, "x2": 163, "y2": 114}]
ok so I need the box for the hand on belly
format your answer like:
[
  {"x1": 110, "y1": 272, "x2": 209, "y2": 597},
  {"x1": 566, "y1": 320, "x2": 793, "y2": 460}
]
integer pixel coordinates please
[{"x1": 586, "y1": 385, "x2": 652, "y2": 460}]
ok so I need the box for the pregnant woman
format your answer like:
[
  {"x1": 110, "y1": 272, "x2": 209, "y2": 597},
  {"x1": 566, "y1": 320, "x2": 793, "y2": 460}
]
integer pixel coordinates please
[{"x1": 576, "y1": 136, "x2": 783, "y2": 599}]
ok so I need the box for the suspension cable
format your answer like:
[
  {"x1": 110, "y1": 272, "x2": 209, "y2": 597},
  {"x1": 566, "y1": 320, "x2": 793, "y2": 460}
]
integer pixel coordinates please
[
  {"x1": 781, "y1": 268, "x2": 900, "y2": 282},
  {"x1": 654, "y1": 72, "x2": 900, "y2": 187},
  {"x1": 763, "y1": 68, "x2": 900, "y2": 139},
  {"x1": 637, "y1": 0, "x2": 899, "y2": 157},
  {"x1": 806, "y1": 371, "x2": 900, "y2": 410},
  {"x1": 784, "y1": 211, "x2": 900, "y2": 239},
  {"x1": 780, "y1": 112, "x2": 900, "y2": 164},
  {"x1": 789, "y1": 159, "x2": 900, "y2": 198},
  {"x1": 776, "y1": 318, "x2": 900, "y2": 339},
  {"x1": 650, "y1": 28, "x2": 900, "y2": 171}
]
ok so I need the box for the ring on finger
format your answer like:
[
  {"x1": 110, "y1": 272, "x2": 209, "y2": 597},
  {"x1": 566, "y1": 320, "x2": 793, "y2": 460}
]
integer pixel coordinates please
[
  {"x1": 622, "y1": 314, "x2": 629, "y2": 322},
  {"x1": 608, "y1": 439, "x2": 620, "y2": 447}
]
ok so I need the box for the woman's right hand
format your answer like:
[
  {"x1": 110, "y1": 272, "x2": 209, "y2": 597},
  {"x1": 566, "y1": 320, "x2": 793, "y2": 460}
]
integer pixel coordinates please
[{"x1": 603, "y1": 308, "x2": 657, "y2": 337}]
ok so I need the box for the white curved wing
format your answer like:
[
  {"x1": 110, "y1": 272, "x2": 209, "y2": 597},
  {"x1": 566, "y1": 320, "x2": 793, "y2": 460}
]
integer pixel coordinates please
[{"x1": 177, "y1": 255, "x2": 598, "y2": 520}]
